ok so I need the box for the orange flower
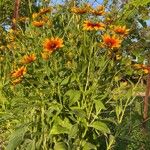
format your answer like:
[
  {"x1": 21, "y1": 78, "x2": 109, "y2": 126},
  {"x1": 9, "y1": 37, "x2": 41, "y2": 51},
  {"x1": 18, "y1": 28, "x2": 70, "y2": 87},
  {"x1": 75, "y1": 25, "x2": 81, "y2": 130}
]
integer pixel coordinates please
[
  {"x1": 21, "y1": 54, "x2": 36, "y2": 64},
  {"x1": 114, "y1": 25, "x2": 129, "y2": 36},
  {"x1": 71, "y1": 7, "x2": 88, "y2": 14},
  {"x1": 143, "y1": 68, "x2": 149, "y2": 74},
  {"x1": 134, "y1": 64, "x2": 150, "y2": 74},
  {"x1": 32, "y1": 21, "x2": 45, "y2": 27},
  {"x1": 43, "y1": 37, "x2": 64, "y2": 53},
  {"x1": 11, "y1": 66, "x2": 27, "y2": 78},
  {"x1": 133, "y1": 64, "x2": 143, "y2": 69},
  {"x1": 39, "y1": 7, "x2": 51, "y2": 15},
  {"x1": 90, "y1": 5, "x2": 105, "y2": 16},
  {"x1": 102, "y1": 34, "x2": 122, "y2": 49},
  {"x1": 83, "y1": 21, "x2": 105, "y2": 30}
]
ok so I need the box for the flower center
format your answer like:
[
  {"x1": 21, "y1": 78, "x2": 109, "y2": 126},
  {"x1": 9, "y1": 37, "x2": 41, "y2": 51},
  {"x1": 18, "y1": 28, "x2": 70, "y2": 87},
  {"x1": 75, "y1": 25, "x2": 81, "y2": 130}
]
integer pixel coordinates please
[{"x1": 50, "y1": 42, "x2": 57, "y2": 49}]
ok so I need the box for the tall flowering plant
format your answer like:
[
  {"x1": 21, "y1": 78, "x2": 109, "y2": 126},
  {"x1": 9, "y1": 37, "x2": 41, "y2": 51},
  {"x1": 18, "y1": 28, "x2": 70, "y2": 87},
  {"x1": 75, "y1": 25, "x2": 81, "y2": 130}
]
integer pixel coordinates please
[{"x1": 0, "y1": 2, "x2": 149, "y2": 149}]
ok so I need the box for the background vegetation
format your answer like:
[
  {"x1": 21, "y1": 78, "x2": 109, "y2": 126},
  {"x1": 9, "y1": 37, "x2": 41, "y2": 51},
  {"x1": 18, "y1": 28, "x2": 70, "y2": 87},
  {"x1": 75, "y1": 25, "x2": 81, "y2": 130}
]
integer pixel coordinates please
[{"x1": 0, "y1": 0, "x2": 150, "y2": 149}]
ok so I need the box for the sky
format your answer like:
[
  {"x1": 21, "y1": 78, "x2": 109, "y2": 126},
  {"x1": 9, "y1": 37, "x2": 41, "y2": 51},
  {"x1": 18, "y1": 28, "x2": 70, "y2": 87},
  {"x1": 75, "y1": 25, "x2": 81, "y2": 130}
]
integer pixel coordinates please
[
  {"x1": 51, "y1": 0, "x2": 103, "y2": 5},
  {"x1": 146, "y1": 20, "x2": 150, "y2": 26}
]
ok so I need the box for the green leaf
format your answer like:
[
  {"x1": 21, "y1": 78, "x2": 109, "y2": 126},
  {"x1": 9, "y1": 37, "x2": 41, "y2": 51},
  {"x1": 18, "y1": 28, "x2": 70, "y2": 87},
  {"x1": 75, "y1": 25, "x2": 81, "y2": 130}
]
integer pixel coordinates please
[
  {"x1": 89, "y1": 121, "x2": 110, "y2": 134},
  {"x1": 94, "y1": 100, "x2": 106, "y2": 114},
  {"x1": 132, "y1": 0, "x2": 150, "y2": 6},
  {"x1": 69, "y1": 124, "x2": 78, "y2": 138},
  {"x1": 50, "y1": 124, "x2": 70, "y2": 135},
  {"x1": 106, "y1": 135, "x2": 115, "y2": 150},
  {"x1": 54, "y1": 142, "x2": 67, "y2": 150},
  {"x1": 6, "y1": 124, "x2": 29, "y2": 150},
  {"x1": 0, "y1": 82, "x2": 7, "y2": 103},
  {"x1": 50, "y1": 117, "x2": 72, "y2": 135},
  {"x1": 65, "y1": 90, "x2": 81, "y2": 106},
  {"x1": 60, "y1": 76, "x2": 70, "y2": 85},
  {"x1": 59, "y1": 117, "x2": 73, "y2": 130},
  {"x1": 82, "y1": 141, "x2": 97, "y2": 150},
  {"x1": 26, "y1": 139, "x2": 36, "y2": 150},
  {"x1": 71, "y1": 107, "x2": 86, "y2": 118},
  {"x1": 116, "y1": 104, "x2": 122, "y2": 120},
  {"x1": 134, "y1": 101, "x2": 142, "y2": 115}
]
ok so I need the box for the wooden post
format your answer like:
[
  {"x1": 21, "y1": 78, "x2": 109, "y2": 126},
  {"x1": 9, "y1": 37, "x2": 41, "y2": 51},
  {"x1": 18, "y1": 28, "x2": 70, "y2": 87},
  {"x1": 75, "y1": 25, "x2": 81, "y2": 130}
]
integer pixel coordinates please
[{"x1": 143, "y1": 73, "x2": 150, "y2": 129}]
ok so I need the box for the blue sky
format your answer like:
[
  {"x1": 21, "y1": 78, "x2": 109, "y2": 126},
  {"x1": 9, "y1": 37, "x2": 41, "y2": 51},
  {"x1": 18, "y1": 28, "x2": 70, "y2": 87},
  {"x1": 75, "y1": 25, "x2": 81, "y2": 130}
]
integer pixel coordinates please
[
  {"x1": 51, "y1": 0, "x2": 103, "y2": 5},
  {"x1": 146, "y1": 20, "x2": 150, "y2": 26}
]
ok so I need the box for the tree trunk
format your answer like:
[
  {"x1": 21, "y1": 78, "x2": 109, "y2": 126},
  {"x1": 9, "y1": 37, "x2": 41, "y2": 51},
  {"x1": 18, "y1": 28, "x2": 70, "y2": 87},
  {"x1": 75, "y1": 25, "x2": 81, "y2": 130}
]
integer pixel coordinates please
[{"x1": 12, "y1": 0, "x2": 20, "y2": 30}]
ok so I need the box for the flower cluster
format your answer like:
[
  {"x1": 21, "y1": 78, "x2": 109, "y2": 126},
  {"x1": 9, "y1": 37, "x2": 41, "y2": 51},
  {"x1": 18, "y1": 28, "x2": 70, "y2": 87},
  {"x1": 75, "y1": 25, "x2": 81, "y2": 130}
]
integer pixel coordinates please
[
  {"x1": 10, "y1": 36, "x2": 64, "y2": 85},
  {"x1": 32, "y1": 7, "x2": 52, "y2": 27},
  {"x1": 75, "y1": 4, "x2": 130, "y2": 50},
  {"x1": 8, "y1": 4, "x2": 131, "y2": 87},
  {"x1": 11, "y1": 54, "x2": 36, "y2": 85},
  {"x1": 83, "y1": 21, "x2": 129, "y2": 49},
  {"x1": 71, "y1": 4, "x2": 105, "y2": 16},
  {"x1": 32, "y1": 7, "x2": 52, "y2": 19}
]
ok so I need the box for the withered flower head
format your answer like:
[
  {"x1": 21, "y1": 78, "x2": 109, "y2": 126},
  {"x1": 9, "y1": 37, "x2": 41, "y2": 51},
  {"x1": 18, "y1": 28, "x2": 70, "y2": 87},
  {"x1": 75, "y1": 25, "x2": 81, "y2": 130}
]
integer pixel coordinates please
[
  {"x1": 71, "y1": 4, "x2": 91, "y2": 15},
  {"x1": 90, "y1": 5, "x2": 105, "y2": 16},
  {"x1": 39, "y1": 7, "x2": 52, "y2": 15},
  {"x1": 21, "y1": 54, "x2": 36, "y2": 64},
  {"x1": 11, "y1": 66, "x2": 27, "y2": 78},
  {"x1": 32, "y1": 21, "x2": 45, "y2": 27}
]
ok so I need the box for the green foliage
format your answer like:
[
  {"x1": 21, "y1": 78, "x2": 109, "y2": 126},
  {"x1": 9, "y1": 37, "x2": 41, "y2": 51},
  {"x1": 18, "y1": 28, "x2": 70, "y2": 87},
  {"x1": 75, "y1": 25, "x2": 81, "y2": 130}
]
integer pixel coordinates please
[{"x1": 6, "y1": 124, "x2": 29, "y2": 150}]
